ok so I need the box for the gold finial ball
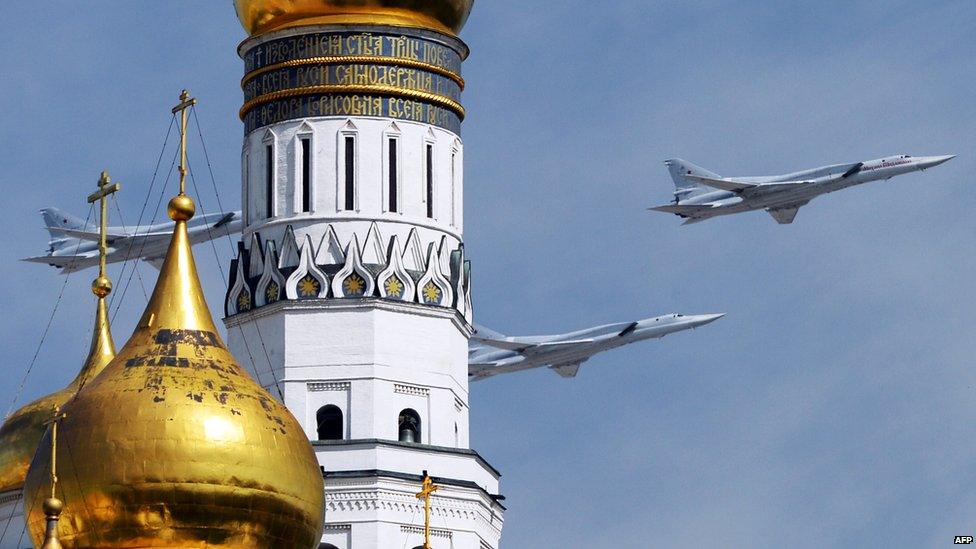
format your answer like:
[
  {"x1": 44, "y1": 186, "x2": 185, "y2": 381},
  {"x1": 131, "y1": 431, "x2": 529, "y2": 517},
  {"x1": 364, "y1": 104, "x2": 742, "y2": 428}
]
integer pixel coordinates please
[
  {"x1": 91, "y1": 276, "x2": 112, "y2": 298},
  {"x1": 234, "y1": 0, "x2": 474, "y2": 36},
  {"x1": 168, "y1": 194, "x2": 195, "y2": 221},
  {"x1": 42, "y1": 497, "x2": 63, "y2": 517}
]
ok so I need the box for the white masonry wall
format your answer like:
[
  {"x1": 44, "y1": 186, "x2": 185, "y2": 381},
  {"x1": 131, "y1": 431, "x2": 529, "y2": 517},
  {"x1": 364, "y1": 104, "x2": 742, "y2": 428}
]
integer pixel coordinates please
[
  {"x1": 227, "y1": 42, "x2": 504, "y2": 544},
  {"x1": 242, "y1": 117, "x2": 464, "y2": 260}
]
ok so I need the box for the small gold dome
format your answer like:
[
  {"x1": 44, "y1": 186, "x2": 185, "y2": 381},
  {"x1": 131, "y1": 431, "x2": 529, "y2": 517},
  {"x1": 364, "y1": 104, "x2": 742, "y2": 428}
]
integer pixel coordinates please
[
  {"x1": 0, "y1": 298, "x2": 115, "y2": 495},
  {"x1": 23, "y1": 194, "x2": 325, "y2": 547},
  {"x1": 235, "y1": 0, "x2": 475, "y2": 36}
]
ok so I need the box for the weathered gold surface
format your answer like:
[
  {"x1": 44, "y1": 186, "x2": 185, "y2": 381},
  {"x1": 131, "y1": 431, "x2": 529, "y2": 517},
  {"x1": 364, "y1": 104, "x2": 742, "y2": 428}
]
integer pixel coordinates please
[
  {"x1": 235, "y1": 0, "x2": 474, "y2": 36},
  {"x1": 0, "y1": 174, "x2": 120, "y2": 497},
  {"x1": 0, "y1": 294, "x2": 115, "y2": 495},
  {"x1": 23, "y1": 190, "x2": 325, "y2": 547}
]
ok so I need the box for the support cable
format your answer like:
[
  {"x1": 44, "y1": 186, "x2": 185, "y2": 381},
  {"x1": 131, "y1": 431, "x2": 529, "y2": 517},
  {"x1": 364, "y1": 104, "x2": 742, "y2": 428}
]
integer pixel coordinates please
[
  {"x1": 2, "y1": 203, "x2": 95, "y2": 422},
  {"x1": 0, "y1": 203, "x2": 93, "y2": 545},
  {"x1": 110, "y1": 145, "x2": 178, "y2": 321},
  {"x1": 111, "y1": 196, "x2": 149, "y2": 302},
  {"x1": 189, "y1": 108, "x2": 285, "y2": 400},
  {"x1": 108, "y1": 114, "x2": 176, "y2": 315},
  {"x1": 186, "y1": 148, "x2": 284, "y2": 400}
]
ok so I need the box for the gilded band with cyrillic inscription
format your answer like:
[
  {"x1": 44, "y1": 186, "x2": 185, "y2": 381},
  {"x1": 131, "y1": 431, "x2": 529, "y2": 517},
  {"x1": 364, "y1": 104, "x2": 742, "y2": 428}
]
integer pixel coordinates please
[
  {"x1": 243, "y1": 93, "x2": 461, "y2": 134},
  {"x1": 243, "y1": 31, "x2": 462, "y2": 75},
  {"x1": 242, "y1": 63, "x2": 461, "y2": 103}
]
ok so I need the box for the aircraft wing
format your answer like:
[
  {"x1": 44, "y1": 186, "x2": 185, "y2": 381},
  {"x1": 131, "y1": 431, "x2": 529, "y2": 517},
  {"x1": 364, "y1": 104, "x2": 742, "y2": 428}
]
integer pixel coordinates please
[
  {"x1": 48, "y1": 226, "x2": 127, "y2": 242},
  {"x1": 548, "y1": 361, "x2": 584, "y2": 378},
  {"x1": 468, "y1": 362, "x2": 500, "y2": 380},
  {"x1": 521, "y1": 339, "x2": 595, "y2": 356},
  {"x1": 686, "y1": 174, "x2": 812, "y2": 196},
  {"x1": 145, "y1": 256, "x2": 166, "y2": 270},
  {"x1": 684, "y1": 174, "x2": 758, "y2": 192},
  {"x1": 211, "y1": 212, "x2": 237, "y2": 228},
  {"x1": 649, "y1": 204, "x2": 715, "y2": 216},
  {"x1": 22, "y1": 254, "x2": 92, "y2": 273},
  {"x1": 766, "y1": 201, "x2": 809, "y2": 224},
  {"x1": 470, "y1": 337, "x2": 530, "y2": 352}
]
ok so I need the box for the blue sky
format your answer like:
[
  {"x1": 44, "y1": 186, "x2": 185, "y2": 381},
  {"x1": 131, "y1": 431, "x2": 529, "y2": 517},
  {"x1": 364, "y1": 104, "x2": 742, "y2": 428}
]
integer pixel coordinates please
[{"x1": 2, "y1": 1, "x2": 974, "y2": 547}]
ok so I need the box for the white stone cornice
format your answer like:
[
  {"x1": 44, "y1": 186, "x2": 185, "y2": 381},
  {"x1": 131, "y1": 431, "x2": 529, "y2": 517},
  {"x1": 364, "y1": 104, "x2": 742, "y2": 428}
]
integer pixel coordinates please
[
  {"x1": 224, "y1": 296, "x2": 473, "y2": 337},
  {"x1": 308, "y1": 381, "x2": 351, "y2": 392}
]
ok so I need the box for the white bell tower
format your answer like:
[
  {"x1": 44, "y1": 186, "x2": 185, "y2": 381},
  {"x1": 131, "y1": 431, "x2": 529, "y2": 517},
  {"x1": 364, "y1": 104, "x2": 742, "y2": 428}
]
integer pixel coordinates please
[{"x1": 224, "y1": 4, "x2": 504, "y2": 548}]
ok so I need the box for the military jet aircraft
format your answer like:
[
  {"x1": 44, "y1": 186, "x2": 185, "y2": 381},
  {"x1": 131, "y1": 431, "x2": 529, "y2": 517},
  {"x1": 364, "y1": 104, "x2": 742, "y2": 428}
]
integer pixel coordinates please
[
  {"x1": 23, "y1": 207, "x2": 242, "y2": 273},
  {"x1": 651, "y1": 154, "x2": 955, "y2": 225},
  {"x1": 468, "y1": 313, "x2": 724, "y2": 381}
]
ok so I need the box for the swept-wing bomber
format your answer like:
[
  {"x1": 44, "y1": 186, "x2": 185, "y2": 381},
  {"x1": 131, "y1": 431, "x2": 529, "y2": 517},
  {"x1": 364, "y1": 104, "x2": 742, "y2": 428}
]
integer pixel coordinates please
[
  {"x1": 468, "y1": 313, "x2": 724, "y2": 381},
  {"x1": 23, "y1": 207, "x2": 242, "y2": 273},
  {"x1": 651, "y1": 154, "x2": 955, "y2": 225}
]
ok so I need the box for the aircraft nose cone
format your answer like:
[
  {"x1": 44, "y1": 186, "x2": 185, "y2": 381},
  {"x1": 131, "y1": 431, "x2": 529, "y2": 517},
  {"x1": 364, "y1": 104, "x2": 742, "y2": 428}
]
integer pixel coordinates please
[
  {"x1": 921, "y1": 155, "x2": 956, "y2": 168},
  {"x1": 690, "y1": 313, "x2": 725, "y2": 327}
]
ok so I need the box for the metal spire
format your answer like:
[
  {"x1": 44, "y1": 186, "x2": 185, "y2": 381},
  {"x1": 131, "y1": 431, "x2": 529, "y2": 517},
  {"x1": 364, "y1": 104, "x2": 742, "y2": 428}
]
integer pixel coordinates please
[{"x1": 39, "y1": 405, "x2": 66, "y2": 549}]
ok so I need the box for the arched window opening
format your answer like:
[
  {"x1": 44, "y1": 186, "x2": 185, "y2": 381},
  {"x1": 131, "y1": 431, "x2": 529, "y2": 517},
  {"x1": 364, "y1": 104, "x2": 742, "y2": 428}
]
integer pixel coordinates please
[
  {"x1": 388, "y1": 137, "x2": 399, "y2": 213},
  {"x1": 425, "y1": 144, "x2": 434, "y2": 218},
  {"x1": 343, "y1": 135, "x2": 356, "y2": 211},
  {"x1": 265, "y1": 143, "x2": 274, "y2": 219},
  {"x1": 316, "y1": 405, "x2": 343, "y2": 441},
  {"x1": 398, "y1": 408, "x2": 421, "y2": 443},
  {"x1": 300, "y1": 137, "x2": 312, "y2": 212}
]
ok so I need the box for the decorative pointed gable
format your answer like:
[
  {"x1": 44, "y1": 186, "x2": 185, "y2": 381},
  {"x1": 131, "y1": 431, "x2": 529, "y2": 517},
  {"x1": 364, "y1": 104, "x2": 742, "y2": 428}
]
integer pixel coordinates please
[
  {"x1": 315, "y1": 224, "x2": 345, "y2": 266},
  {"x1": 402, "y1": 228, "x2": 425, "y2": 272},
  {"x1": 450, "y1": 245, "x2": 465, "y2": 312},
  {"x1": 255, "y1": 240, "x2": 285, "y2": 307},
  {"x1": 437, "y1": 235, "x2": 452, "y2": 275},
  {"x1": 361, "y1": 222, "x2": 386, "y2": 265},
  {"x1": 416, "y1": 242, "x2": 453, "y2": 307},
  {"x1": 463, "y1": 259, "x2": 473, "y2": 324},
  {"x1": 278, "y1": 225, "x2": 300, "y2": 270},
  {"x1": 227, "y1": 244, "x2": 252, "y2": 315},
  {"x1": 377, "y1": 235, "x2": 415, "y2": 302},
  {"x1": 332, "y1": 235, "x2": 375, "y2": 298},
  {"x1": 285, "y1": 234, "x2": 329, "y2": 299},
  {"x1": 247, "y1": 233, "x2": 264, "y2": 279}
]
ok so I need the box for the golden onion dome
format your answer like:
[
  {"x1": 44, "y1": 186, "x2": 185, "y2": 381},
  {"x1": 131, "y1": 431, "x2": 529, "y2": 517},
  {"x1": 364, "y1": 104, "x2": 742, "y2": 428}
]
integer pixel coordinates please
[
  {"x1": 0, "y1": 283, "x2": 115, "y2": 495},
  {"x1": 23, "y1": 193, "x2": 325, "y2": 547},
  {"x1": 235, "y1": 0, "x2": 475, "y2": 36}
]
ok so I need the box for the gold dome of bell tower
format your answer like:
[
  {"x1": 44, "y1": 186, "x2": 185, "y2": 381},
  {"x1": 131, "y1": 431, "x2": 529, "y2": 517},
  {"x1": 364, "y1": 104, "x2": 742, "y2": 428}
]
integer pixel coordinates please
[
  {"x1": 22, "y1": 92, "x2": 325, "y2": 548},
  {"x1": 234, "y1": 0, "x2": 475, "y2": 36}
]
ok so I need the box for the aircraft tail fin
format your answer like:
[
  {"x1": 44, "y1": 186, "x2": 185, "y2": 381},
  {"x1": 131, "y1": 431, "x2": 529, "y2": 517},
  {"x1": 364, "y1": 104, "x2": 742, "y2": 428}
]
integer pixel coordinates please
[
  {"x1": 664, "y1": 159, "x2": 721, "y2": 200},
  {"x1": 40, "y1": 208, "x2": 95, "y2": 252}
]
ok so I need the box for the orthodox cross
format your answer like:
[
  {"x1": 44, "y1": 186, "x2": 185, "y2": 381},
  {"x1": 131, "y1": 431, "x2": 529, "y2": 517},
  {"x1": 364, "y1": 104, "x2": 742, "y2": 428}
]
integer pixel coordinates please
[
  {"x1": 86, "y1": 171, "x2": 120, "y2": 281},
  {"x1": 171, "y1": 89, "x2": 197, "y2": 195},
  {"x1": 415, "y1": 471, "x2": 439, "y2": 549}
]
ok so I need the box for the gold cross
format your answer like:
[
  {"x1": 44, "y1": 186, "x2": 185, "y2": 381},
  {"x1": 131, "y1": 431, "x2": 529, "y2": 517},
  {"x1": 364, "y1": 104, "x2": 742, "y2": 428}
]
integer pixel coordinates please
[
  {"x1": 86, "y1": 171, "x2": 120, "y2": 283},
  {"x1": 415, "y1": 471, "x2": 439, "y2": 549},
  {"x1": 171, "y1": 89, "x2": 196, "y2": 196},
  {"x1": 43, "y1": 405, "x2": 68, "y2": 499}
]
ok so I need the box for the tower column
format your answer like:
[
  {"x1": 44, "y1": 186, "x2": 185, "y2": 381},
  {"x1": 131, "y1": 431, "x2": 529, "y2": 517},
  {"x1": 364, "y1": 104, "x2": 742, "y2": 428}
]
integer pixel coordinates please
[{"x1": 226, "y1": 3, "x2": 504, "y2": 547}]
